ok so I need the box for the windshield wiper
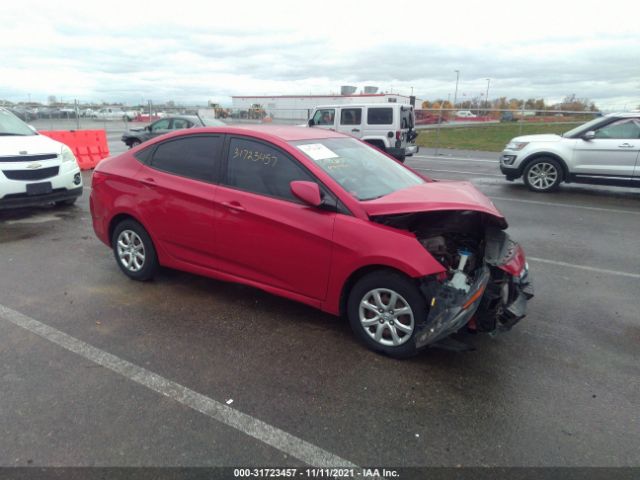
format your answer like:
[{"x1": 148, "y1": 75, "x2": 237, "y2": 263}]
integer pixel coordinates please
[{"x1": 0, "y1": 133, "x2": 28, "y2": 136}]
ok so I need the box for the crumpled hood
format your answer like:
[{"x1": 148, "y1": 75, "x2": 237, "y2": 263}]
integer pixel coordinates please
[
  {"x1": 511, "y1": 133, "x2": 561, "y2": 143},
  {"x1": 361, "y1": 181, "x2": 506, "y2": 226},
  {"x1": 0, "y1": 134, "x2": 62, "y2": 157}
]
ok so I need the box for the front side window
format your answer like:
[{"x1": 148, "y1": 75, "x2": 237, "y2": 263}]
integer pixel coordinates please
[
  {"x1": 340, "y1": 108, "x2": 362, "y2": 125},
  {"x1": 312, "y1": 109, "x2": 335, "y2": 126},
  {"x1": 151, "y1": 119, "x2": 171, "y2": 132},
  {"x1": 594, "y1": 119, "x2": 640, "y2": 139},
  {"x1": 367, "y1": 107, "x2": 393, "y2": 125},
  {"x1": 150, "y1": 135, "x2": 222, "y2": 182},
  {"x1": 292, "y1": 137, "x2": 424, "y2": 201},
  {"x1": 224, "y1": 137, "x2": 313, "y2": 201}
]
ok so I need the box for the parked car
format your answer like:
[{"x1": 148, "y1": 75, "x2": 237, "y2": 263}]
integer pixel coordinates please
[
  {"x1": 90, "y1": 125, "x2": 532, "y2": 357},
  {"x1": 455, "y1": 110, "x2": 477, "y2": 119},
  {"x1": 500, "y1": 112, "x2": 640, "y2": 192},
  {"x1": 308, "y1": 103, "x2": 419, "y2": 161},
  {"x1": 7, "y1": 107, "x2": 37, "y2": 122},
  {"x1": 121, "y1": 115, "x2": 225, "y2": 148},
  {"x1": 93, "y1": 107, "x2": 138, "y2": 121},
  {"x1": 500, "y1": 111, "x2": 517, "y2": 122},
  {"x1": 0, "y1": 107, "x2": 83, "y2": 209}
]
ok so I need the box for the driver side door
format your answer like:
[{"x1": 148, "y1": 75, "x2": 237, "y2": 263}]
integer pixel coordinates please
[{"x1": 572, "y1": 118, "x2": 640, "y2": 177}]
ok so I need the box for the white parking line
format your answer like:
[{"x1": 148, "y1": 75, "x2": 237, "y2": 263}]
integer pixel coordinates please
[
  {"x1": 414, "y1": 155, "x2": 499, "y2": 164},
  {"x1": 528, "y1": 257, "x2": 640, "y2": 279},
  {"x1": 0, "y1": 304, "x2": 357, "y2": 468},
  {"x1": 490, "y1": 196, "x2": 640, "y2": 216}
]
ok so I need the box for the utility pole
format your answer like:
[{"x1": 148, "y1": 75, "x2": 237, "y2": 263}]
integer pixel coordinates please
[
  {"x1": 453, "y1": 70, "x2": 460, "y2": 107},
  {"x1": 485, "y1": 78, "x2": 491, "y2": 110}
]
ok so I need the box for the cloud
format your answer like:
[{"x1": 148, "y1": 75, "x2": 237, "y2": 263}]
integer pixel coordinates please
[{"x1": 0, "y1": 0, "x2": 638, "y2": 110}]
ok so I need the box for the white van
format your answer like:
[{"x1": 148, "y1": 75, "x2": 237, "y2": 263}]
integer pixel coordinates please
[
  {"x1": 0, "y1": 107, "x2": 83, "y2": 209},
  {"x1": 308, "y1": 104, "x2": 419, "y2": 161}
]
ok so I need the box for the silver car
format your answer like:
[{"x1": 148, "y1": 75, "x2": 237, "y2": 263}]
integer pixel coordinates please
[{"x1": 499, "y1": 112, "x2": 640, "y2": 192}]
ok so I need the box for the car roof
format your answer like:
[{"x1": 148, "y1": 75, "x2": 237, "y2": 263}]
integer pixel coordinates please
[{"x1": 211, "y1": 124, "x2": 348, "y2": 141}]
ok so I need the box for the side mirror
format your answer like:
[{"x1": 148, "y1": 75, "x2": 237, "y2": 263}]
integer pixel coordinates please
[
  {"x1": 290, "y1": 181, "x2": 322, "y2": 207},
  {"x1": 583, "y1": 130, "x2": 596, "y2": 140},
  {"x1": 308, "y1": 119, "x2": 315, "y2": 127},
  {"x1": 145, "y1": 125, "x2": 152, "y2": 131}
]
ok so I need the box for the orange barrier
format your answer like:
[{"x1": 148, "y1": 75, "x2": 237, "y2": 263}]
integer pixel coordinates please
[{"x1": 39, "y1": 130, "x2": 110, "y2": 170}]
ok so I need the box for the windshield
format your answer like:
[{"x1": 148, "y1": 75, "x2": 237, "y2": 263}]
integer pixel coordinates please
[
  {"x1": 0, "y1": 108, "x2": 36, "y2": 136},
  {"x1": 563, "y1": 116, "x2": 607, "y2": 138},
  {"x1": 292, "y1": 137, "x2": 424, "y2": 201}
]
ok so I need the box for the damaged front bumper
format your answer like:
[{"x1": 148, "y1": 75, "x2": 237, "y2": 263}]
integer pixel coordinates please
[{"x1": 415, "y1": 230, "x2": 534, "y2": 349}]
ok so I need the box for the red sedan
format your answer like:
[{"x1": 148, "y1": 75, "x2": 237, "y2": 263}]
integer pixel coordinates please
[{"x1": 90, "y1": 125, "x2": 532, "y2": 357}]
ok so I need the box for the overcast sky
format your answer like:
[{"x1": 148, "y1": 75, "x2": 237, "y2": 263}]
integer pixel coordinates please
[{"x1": 1, "y1": 0, "x2": 638, "y2": 109}]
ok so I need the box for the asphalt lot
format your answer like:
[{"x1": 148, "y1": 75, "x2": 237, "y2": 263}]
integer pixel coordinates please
[{"x1": 0, "y1": 126, "x2": 639, "y2": 469}]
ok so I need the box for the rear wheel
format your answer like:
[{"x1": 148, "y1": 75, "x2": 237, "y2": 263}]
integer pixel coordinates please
[
  {"x1": 347, "y1": 271, "x2": 426, "y2": 358},
  {"x1": 523, "y1": 157, "x2": 563, "y2": 192},
  {"x1": 111, "y1": 219, "x2": 158, "y2": 281}
]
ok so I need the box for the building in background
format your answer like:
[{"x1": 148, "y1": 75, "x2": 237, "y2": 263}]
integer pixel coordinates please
[{"x1": 231, "y1": 87, "x2": 422, "y2": 122}]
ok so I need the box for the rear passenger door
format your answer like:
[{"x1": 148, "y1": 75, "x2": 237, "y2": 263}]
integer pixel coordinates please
[
  {"x1": 213, "y1": 136, "x2": 336, "y2": 301},
  {"x1": 338, "y1": 107, "x2": 363, "y2": 139},
  {"x1": 135, "y1": 134, "x2": 224, "y2": 268}
]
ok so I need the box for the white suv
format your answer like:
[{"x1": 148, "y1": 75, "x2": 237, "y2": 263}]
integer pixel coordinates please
[
  {"x1": 0, "y1": 108, "x2": 83, "y2": 209},
  {"x1": 500, "y1": 112, "x2": 640, "y2": 192},
  {"x1": 308, "y1": 103, "x2": 419, "y2": 161}
]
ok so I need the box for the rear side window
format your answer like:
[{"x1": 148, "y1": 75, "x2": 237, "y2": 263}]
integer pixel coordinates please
[
  {"x1": 340, "y1": 108, "x2": 362, "y2": 125},
  {"x1": 367, "y1": 107, "x2": 393, "y2": 125},
  {"x1": 224, "y1": 137, "x2": 314, "y2": 201},
  {"x1": 150, "y1": 135, "x2": 223, "y2": 182}
]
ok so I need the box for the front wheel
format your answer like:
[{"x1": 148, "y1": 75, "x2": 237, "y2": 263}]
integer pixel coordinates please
[
  {"x1": 111, "y1": 219, "x2": 158, "y2": 281},
  {"x1": 523, "y1": 158, "x2": 563, "y2": 192},
  {"x1": 347, "y1": 271, "x2": 427, "y2": 358},
  {"x1": 128, "y1": 139, "x2": 141, "y2": 148}
]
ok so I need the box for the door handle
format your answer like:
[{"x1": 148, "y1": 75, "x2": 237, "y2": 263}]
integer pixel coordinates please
[
  {"x1": 222, "y1": 201, "x2": 245, "y2": 212},
  {"x1": 351, "y1": 128, "x2": 360, "y2": 132},
  {"x1": 618, "y1": 143, "x2": 634, "y2": 148},
  {"x1": 141, "y1": 177, "x2": 156, "y2": 185}
]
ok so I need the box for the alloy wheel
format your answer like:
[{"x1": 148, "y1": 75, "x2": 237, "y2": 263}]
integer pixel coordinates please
[
  {"x1": 116, "y1": 230, "x2": 146, "y2": 272},
  {"x1": 359, "y1": 288, "x2": 415, "y2": 347}
]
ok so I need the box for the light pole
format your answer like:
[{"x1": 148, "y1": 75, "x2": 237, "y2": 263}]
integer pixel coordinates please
[
  {"x1": 485, "y1": 78, "x2": 491, "y2": 111},
  {"x1": 453, "y1": 70, "x2": 460, "y2": 108}
]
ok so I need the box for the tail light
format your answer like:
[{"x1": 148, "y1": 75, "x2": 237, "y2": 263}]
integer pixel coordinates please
[
  {"x1": 396, "y1": 130, "x2": 401, "y2": 140},
  {"x1": 91, "y1": 171, "x2": 108, "y2": 188}
]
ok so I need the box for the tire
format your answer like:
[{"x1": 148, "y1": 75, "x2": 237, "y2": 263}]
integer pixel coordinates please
[
  {"x1": 111, "y1": 219, "x2": 158, "y2": 281},
  {"x1": 54, "y1": 198, "x2": 77, "y2": 207},
  {"x1": 523, "y1": 157, "x2": 563, "y2": 192},
  {"x1": 347, "y1": 270, "x2": 427, "y2": 358},
  {"x1": 128, "y1": 139, "x2": 141, "y2": 148}
]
